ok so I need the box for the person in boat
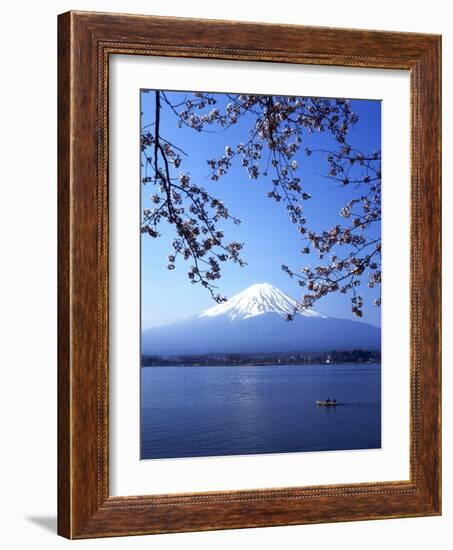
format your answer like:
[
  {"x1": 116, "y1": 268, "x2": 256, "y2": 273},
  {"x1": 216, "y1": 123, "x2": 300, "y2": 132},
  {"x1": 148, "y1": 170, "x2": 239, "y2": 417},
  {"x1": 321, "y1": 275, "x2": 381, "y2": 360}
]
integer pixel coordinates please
[
  {"x1": 333, "y1": 398, "x2": 337, "y2": 404},
  {"x1": 326, "y1": 398, "x2": 330, "y2": 403}
]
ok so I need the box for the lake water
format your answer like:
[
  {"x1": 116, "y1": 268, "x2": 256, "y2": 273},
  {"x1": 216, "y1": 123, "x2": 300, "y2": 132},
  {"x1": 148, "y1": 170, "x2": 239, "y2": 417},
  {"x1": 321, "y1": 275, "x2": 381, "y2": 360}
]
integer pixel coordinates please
[{"x1": 141, "y1": 363, "x2": 381, "y2": 459}]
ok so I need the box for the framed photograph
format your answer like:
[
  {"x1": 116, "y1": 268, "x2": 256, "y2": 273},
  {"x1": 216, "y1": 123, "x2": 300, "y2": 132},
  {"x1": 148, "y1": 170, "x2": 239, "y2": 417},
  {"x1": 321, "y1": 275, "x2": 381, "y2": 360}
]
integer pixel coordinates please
[{"x1": 58, "y1": 11, "x2": 441, "y2": 538}]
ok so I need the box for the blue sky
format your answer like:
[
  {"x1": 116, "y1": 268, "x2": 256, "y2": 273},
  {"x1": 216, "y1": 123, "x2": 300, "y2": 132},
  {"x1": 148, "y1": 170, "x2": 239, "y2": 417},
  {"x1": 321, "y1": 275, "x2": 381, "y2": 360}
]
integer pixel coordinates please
[{"x1": 141, "y1": 91, "x2": 381, "y2": 328}]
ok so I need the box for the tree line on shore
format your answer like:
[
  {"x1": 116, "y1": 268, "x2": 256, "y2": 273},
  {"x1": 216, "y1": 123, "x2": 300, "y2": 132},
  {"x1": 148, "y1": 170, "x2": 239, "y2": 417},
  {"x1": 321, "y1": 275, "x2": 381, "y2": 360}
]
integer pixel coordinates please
[{"x1": 142, "y1": 349, "x2": 381, "y2": 367}]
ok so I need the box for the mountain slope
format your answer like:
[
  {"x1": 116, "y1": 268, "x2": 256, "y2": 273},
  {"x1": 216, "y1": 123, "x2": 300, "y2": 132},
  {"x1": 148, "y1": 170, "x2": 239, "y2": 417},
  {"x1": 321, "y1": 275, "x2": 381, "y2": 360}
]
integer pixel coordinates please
[
  {"x1": 142, "y1": 283, "x2": 380, "y2": 356},
  {"x1": 200, "y1": 282, "x2": 325, "y2": 320}
]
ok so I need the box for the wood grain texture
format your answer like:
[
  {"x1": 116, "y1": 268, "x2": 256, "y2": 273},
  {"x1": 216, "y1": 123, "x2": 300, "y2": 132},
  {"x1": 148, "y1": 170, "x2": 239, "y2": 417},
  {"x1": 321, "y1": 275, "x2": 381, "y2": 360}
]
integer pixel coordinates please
[
  {"x1": 57, "y1": 11, "x2": 72, "y2": 538},
  {"x1": 57, "y1": 11, "x2": 441, "y2": 539}
]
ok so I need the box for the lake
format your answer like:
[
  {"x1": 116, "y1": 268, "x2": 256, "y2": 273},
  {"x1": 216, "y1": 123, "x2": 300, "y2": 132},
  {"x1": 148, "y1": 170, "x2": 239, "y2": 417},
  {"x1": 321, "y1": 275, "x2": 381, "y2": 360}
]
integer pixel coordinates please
[{"x1": 141, "y1": 363, "x2": 381, "y2": 459}]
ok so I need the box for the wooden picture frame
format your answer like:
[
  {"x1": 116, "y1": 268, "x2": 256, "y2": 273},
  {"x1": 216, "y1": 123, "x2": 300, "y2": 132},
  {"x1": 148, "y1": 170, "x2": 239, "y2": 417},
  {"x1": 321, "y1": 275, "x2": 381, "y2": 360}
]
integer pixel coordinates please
[{"x1": 58, "y1": 10, "x2": 441, "y2": 539}]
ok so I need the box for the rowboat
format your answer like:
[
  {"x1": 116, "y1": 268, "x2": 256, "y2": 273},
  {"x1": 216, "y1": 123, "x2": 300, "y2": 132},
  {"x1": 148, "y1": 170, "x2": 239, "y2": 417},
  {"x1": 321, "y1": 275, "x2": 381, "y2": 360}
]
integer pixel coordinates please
[{"x1": 316, "y1": 400, "x2": 339, "y2": 407}]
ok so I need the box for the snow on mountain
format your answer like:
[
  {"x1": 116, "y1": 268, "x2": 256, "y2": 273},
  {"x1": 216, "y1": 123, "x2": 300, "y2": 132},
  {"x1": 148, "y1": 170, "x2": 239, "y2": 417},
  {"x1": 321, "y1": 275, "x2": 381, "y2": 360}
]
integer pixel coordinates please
[
  {"x1": 199, "y1": 283, "x2": 326, "y2": 320},
  {"x1": 141, "y1": 282, "x2": 380, "y2": 356}
]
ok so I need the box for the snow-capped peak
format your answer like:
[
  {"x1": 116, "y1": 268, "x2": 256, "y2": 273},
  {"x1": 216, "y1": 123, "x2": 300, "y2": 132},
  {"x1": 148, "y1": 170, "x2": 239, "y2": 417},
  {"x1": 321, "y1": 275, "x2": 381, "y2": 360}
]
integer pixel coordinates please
[{"x1": 199, "y1": 283, "x2": 326, "y2": 321}]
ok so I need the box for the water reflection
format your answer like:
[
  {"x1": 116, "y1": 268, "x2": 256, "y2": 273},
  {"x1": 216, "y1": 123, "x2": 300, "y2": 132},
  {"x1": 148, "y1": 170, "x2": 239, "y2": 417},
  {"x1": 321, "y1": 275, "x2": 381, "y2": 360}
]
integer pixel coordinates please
[{"x1": 141, "y1": 364, "x2": 381, "y2": 459}]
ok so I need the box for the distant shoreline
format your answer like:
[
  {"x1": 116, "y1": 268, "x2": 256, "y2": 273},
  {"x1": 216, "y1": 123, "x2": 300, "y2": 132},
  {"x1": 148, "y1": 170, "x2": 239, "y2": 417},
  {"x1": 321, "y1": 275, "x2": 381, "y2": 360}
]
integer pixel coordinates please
[
  {"x1": 141, "y1": 349, "x2": 381, "y2": 368},
  {"x1": 141, "y1": 362, "x2": 381, "y2": 368}
]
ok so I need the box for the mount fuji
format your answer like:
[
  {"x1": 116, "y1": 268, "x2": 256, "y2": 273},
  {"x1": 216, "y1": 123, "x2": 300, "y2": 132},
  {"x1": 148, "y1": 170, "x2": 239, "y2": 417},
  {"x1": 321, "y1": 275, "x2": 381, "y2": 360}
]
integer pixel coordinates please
[{"x1": 141, "y1": 283, "x2": 380, "y2": 356}]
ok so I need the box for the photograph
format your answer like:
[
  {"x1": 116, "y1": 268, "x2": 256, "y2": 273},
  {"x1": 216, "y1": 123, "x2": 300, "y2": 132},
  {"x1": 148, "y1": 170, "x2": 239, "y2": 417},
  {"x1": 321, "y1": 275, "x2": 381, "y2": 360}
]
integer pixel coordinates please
[
  {"x1": 0, "y1": 0, "x2": 445, "y2": 544},
  {"x1": 140, "y1": 89, "x2": 382, "y2": 459},
  {"x1": 3, "y1": 2, "x2": 437, "y2": 542}
]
